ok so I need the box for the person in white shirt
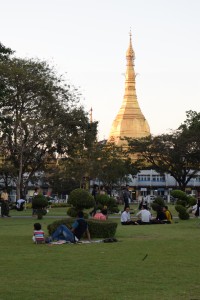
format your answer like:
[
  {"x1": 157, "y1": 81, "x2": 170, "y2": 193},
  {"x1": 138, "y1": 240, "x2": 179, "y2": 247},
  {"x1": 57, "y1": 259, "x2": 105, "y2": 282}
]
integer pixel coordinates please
[
  {"x1": 121, "y1": 207, "x2": 137, "y2": 225},
  {"x1": 136, "y1": 205, "x2": 152, "y2": 224},
  {"x1": 16, "y1": 199, "x2": 26, "y2": 211}
]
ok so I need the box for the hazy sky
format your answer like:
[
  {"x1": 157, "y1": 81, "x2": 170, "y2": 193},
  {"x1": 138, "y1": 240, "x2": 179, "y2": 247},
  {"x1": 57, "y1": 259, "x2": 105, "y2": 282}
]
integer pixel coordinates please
[{"x1": 1, "y1": 0, "x2": 200, "y2": 140}]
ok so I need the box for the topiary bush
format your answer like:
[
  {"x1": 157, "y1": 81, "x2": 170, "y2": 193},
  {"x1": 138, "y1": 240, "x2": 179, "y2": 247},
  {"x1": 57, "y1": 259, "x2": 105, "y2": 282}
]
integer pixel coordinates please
[
  {"x1": 47, "y1": 218, "x2": 118, "y2": 238},
  {"x1": 187, "y1": 195, "x2": 197, "y2": 207},
  {"x1": 175, "y1": 204, "x2": 190, "y2": 220},
  {"x1": 32, "y1": 194, "x2": 48, "y2": 219},
  {"x1": 68, "y1": 188, "x2": 95, "y2": 210},
  {"x1": 171, "y1": 190, "x2": 197, "y2": 218},
  {"x1": 32, "y1": 194, "x2": 48, "y2": 209},
  {"x1": 67, "y1": 207, "x2": 79, "y2": 218},
  {"x1": 151, "y1": 197, "x2": 165, "y2": 212},
  {"x1": 96, "y1": 194, "x2": 119, "y2": 213},
  {"x1": 171, "y1": 190, "x2": 188, "y2": 202}
]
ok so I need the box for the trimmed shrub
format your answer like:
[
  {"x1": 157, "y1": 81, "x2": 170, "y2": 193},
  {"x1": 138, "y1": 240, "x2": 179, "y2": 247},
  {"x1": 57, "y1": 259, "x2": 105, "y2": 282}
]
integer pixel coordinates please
[
  {"x1": 67, "y1": 207, "x2": 78, "y2": 218},
  {"x1": 47, "y1": 218, "x2": 118, "y2": 238},
  {"x1": 96, "y1": 194, "x2": 119, "y2": 213},
  {"x1": 175, "y1": 204, "x2": 190, "y2": 220},
  {"x1": 187, "y1": 195, "x2": 197, "y2": 207},
  {"x1": 151, "y1": 197, "x2": 165, "y2": 212},
  {"x1": 32, "y1": 194, "x2": 48, "y2": 209},
  {"x1": 151, "y1": 203, "x2": 160, "y2": 212},
  {"x1": 68, "y1": 188, "x2": 95, "y2": 210},
  {"x1": 32, "y1": 194, "x2": 48, "y2": 219},
  {"x1": 87, "y1": 219, "x2": 118, "y2": 238},
  {"x1": 171, "y1": 190, "x2": 196, "y2": 209},
  {"x1": 175, "y1": 204, "x2": 185, "y2": 213},
  {"x1": 171, "y1": 190, "x2": 188, "y2": 202},
  {"x1": 50, "y1": 203, "x2": 70, "y2": 208}
]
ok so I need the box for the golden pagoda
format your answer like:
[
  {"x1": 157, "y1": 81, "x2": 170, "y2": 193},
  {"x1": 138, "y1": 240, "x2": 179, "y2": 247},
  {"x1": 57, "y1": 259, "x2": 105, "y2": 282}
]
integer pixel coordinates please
[{"x1": 108, "y1": 32, "x2": 150, "y2": 146}]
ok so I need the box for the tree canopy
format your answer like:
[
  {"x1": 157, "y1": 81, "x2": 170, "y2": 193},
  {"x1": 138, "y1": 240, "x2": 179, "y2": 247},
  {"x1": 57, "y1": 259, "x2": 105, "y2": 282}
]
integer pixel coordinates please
[
  {"x1": 0, "y1": 55, "x2": 97, "y2": 198},
  {"x1": 127, "y1": 110, "x2": 200, "y2": 190}
]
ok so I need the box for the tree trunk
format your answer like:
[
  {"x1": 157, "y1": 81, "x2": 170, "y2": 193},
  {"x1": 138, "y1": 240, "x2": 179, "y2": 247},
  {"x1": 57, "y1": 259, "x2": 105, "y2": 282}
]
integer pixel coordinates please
[{"x1": 16, "y1": 152, "x2": 23, "y2": 200}]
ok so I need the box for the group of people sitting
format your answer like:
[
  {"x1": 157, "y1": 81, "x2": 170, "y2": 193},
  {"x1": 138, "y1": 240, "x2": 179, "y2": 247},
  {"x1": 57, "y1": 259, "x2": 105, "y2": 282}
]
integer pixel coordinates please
[{"x1": 121, "y1": 205, "x2": 172, "y2": 225}]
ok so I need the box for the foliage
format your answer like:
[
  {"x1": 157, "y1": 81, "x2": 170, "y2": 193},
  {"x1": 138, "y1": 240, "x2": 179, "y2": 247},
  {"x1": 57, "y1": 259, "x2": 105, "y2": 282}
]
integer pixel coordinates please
[
  {"x1": 32, "y1": 194, "x2": 48, "y2": 209},
  {"x1": 0, "y1": 56, "x2": 94, "y2": 199},
  {"x1": 68, "y1": 188, "x2": 95, "y2": 210},
  {"x1": 50, "y1": 203, "x2": 69, "y2": 208},
  {"x1": 171, "y1": 190, "x2": 188, "y2": 201},
  {"x1": 175, "y1": 204, "x2": 190, "y2": 220},
  {"x1": 47, "y1": 218, "x2": 118, "y2": 238},
  {"x1": 187, "y1": 195, "x2": 197, "y2": 207},
  {"x1": 94, "y1": 142, "x2": 137, "y2": 187},
  {"x1": 171, "y1": 190, "x2": 196, "y2": 208},
  {"x1": 67, "y1": 207, "x2": 79, "y2": 218},
  {"x1": 96, "y1": 194, "x2": 119, "y2": 213},
  {"x1": 151, "y1": 197, "x2": 165, "y2": 212},
  {"x1": 127, "y1": 111, "x2": 200, "y2": 190},
  {"x1": 0, "y1": 42, "x2": 13, "y2": 61},
  {"x1": 58, "y1": 141, "x2": 134, "y2": 190},
  {"x1": 31, "y1": 194, "x2": 48, "y2": 219}
]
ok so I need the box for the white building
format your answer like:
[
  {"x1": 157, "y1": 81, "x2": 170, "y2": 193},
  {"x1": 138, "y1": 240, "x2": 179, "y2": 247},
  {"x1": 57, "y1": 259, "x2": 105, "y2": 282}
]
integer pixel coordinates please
[{"x1": 128, "y1": 169, "x2": 200, "y2": 201}]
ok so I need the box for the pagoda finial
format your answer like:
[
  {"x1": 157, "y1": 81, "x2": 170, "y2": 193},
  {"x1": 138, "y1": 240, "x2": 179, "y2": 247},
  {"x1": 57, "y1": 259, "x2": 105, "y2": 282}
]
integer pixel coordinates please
[{"x1": 129, "y1": 28, "x2": 132, "y2": 42}]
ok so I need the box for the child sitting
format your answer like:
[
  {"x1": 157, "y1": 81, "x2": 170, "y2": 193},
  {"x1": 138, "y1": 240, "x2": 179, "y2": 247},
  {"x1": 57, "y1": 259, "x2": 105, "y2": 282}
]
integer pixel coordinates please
[{"x1": 32, "y1": 223, "x2": 45, "y2": 244}]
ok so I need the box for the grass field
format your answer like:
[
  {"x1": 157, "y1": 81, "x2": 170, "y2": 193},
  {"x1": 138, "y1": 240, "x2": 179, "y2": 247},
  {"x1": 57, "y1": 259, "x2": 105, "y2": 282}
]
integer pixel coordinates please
[{"x1": 0, "y1": 206, "x2": 200, "y2": 300}]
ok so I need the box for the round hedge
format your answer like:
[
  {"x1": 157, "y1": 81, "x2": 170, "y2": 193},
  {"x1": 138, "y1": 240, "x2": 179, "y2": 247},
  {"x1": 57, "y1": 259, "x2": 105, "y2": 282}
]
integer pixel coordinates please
[
  {"x1": 96, "y1": 194, "x2": 119, "y2": 213},
  {"x1": 175, "y1": 204, "x2": 190, "y2": 220},
  {"x1": 68, "y1": 188, "x2": 95, "y2": 209},
  {"x1": 32, "y1": 194, "x2": 48, "y2": 209}
]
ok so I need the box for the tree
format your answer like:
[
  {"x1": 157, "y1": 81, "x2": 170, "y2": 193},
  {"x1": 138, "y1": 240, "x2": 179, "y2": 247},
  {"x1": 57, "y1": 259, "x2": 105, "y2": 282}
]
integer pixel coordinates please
[
  {"x1": 56, "y1": 141, "x2": 136, "y2": 191},
  {"x1": 0, "y1": 57, "x2": 95, "y2": 199},
  {"x1": 127, "y1": 111, "x2": 200, "y2": 190},
  {"x1": 0, "y1": 42, "x2": 13, "y2": 61}
]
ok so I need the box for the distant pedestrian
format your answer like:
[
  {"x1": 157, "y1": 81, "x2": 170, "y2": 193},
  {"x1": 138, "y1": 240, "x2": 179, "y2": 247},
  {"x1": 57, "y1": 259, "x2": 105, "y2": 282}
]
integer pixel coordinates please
[
  {"x1": 122, "y1": 185, "x2": 131, "y2": 210},
  {"x1": 1, "y1": 189, "x2": 10, "y2": 217}
]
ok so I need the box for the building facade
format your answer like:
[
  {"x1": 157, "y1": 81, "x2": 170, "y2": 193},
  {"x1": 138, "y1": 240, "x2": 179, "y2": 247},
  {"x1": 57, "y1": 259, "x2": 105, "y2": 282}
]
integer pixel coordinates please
[{"x1": 128, "y1": 169, "x2": 200, "y2": 201}]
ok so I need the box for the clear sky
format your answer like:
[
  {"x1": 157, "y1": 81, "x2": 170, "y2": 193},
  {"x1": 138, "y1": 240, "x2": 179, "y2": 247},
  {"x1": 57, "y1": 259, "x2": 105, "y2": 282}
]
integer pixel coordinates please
[{"x1": 1, "y1": 0, "x2": 200, "y2": 140}]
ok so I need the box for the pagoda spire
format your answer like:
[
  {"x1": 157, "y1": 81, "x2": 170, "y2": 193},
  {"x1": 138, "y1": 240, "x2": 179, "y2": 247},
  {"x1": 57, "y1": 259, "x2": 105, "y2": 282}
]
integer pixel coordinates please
[{"x1": 108, "y1": 32, "x2": 150, "y2": 145}]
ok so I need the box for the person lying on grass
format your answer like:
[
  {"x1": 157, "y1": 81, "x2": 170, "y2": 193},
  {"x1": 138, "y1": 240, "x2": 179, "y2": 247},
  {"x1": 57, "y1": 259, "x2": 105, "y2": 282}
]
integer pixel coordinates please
[{"x1": 49, "y1": 211, "x2": 91, "y2": 243}]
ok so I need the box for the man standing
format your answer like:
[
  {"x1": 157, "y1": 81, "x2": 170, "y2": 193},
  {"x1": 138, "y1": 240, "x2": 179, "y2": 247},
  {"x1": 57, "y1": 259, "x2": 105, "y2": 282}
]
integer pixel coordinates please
[
  {"x1": 122, "y1": 185, "x2": 131, "y2": 210},
  {"x1": 1, "y1": 189, "x2": 10, "y2": 217}
]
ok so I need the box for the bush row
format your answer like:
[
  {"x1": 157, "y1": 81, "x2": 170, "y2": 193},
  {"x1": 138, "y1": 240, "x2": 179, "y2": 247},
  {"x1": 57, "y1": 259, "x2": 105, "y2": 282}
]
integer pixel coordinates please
[{"x1": 47, "y1": 218, "x2": 118, "y2": 238}]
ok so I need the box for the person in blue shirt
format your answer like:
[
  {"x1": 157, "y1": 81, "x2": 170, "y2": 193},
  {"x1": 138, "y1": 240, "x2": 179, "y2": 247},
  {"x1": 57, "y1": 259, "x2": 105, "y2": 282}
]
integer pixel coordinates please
[{"x1": 50, "y1": 211, "x2": 91, "y2": 243}]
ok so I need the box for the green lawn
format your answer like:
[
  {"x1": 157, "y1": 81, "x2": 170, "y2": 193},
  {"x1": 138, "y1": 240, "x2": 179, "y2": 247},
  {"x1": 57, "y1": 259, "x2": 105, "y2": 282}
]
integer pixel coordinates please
[{"x1": 0, "y1": 206, "x2": 200, "y2": 300}]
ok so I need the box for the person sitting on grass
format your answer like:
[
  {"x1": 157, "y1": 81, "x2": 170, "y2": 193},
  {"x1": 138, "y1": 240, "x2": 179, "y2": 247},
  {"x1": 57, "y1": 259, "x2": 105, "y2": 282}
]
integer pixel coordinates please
[
  {"x1": 50, "y1": 211, "x2": 91, "y2": 243},
  {"x1": 93, "y1": 209, "x2": 107, "y2": 220},
  {"x1": 163, "y1": 206, "x2": 173, "y2": 223},
  {"x1": 32, "y1": 223, "x2": 45, "y2": 244},
  {"x1": 136, "y1": 205, "x2": 152, "y2": 225},
  {"x1": 121, "y1": 206, "x2": 138, "y2": 225}
]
